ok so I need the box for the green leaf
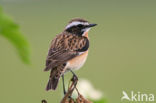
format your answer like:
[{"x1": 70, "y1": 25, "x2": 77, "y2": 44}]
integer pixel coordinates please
[{"x1": 0, "y1": 6, "x2": 30, "y2": 64}]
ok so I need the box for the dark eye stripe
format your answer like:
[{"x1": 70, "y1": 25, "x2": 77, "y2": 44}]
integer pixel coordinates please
[
  {"x1": 77, "y1": 24, "x2": 83, "y2": 27},
  {"x1": 77, "y1": 24, "x2": 84, "y2": 28}
]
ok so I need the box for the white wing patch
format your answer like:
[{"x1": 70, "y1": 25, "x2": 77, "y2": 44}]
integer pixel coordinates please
[{"x1": 66, "y1": 21, "x2": 89, "y2": 29}]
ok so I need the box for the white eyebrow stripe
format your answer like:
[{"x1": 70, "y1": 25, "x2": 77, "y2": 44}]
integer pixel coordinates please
[{"x1": 65, "y1": 21, "x2": 89, "y2": 29}]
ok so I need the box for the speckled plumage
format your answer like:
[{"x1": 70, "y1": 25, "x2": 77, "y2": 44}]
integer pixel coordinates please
[
  {"x1": 44, "y1": 18, "x2": 96, "y2": 91},
  {"x1": 44, "y1": 31, "x2": 89, "y2": 72}
]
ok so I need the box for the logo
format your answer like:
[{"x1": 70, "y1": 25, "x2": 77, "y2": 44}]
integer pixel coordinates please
[{"x1": 121, "y1": 91, "x2": 155, "y2": 102}]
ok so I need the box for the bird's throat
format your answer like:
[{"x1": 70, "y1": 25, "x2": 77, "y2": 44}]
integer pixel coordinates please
[{"x1": 83, "y1": 32, "x2": 88, "y2": 38}]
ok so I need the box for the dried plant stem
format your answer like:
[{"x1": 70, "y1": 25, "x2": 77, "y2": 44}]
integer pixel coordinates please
[
  {"x1": 42, "y1": 75, "x2": 92, "y2": 103},
  {"x1": 60, "y1": 75, "x2": 92, "y2": 103}
]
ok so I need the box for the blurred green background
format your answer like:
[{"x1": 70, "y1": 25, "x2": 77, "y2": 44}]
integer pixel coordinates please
[{"x1": 0, "y1": 0, "x2": 156, "y2": 103}]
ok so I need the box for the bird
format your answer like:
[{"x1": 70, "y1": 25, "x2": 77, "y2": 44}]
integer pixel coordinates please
[{"x1": 44, "y1": 18, "x2": 97, "y2": 93}]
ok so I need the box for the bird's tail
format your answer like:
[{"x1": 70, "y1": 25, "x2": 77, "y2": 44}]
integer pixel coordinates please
[
  {"x1": 46, "y1": 69, "x2": 60, "y2": 91},
  {"x1": 45, "y1": 64, "x2": 66, "y2": 91},
  {"x1": 46, "y1": 76, "x2": 59, "y2": 91}
]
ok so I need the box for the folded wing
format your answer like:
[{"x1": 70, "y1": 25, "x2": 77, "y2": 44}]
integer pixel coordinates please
[{"x1": 44, "y1": 33, "x2": 89, "y2": 71}]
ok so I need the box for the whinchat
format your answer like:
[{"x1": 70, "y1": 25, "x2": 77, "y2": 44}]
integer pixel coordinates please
[{"x1": 44, "y1": 18, "x2": 97, "y2": 93}]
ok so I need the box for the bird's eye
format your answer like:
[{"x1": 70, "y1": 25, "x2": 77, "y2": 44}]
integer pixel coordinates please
[{"x1": 77, "y1": 24, "x2": 83, "y2": 28}]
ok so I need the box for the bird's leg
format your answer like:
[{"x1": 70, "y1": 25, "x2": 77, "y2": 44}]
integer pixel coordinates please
[
  {"x1": 62, "y1": 75, "x2": 66, "y2": 95},
  {"x1": 70, "y1": 70, "x2": 78, "y2": 83}
]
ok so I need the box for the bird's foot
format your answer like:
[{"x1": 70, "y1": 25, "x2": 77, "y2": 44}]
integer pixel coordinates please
[
  {"x1": 71, "y1": 74, "x2": 78, "y2": 87},
  {"x1": 72, "y1": 74, "x2": 78, "y2": 82}
]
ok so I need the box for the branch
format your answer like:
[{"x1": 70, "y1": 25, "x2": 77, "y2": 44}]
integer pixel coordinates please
[
  {"x1": 60, "y1": 75, "x2": 92, "y2": 103},
  {"x1": 42, "y1": 75, "x2": 93, "y2": 103}
]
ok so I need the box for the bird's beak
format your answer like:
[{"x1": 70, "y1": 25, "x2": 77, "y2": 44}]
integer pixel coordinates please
[{"x1": 87, "y1": 23, "x2": 97, "y2": 28}]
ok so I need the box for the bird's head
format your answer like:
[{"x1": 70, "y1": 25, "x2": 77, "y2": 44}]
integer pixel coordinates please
[{"x1": 65, "y1": 18, "x2": 97, "y2": 36}]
